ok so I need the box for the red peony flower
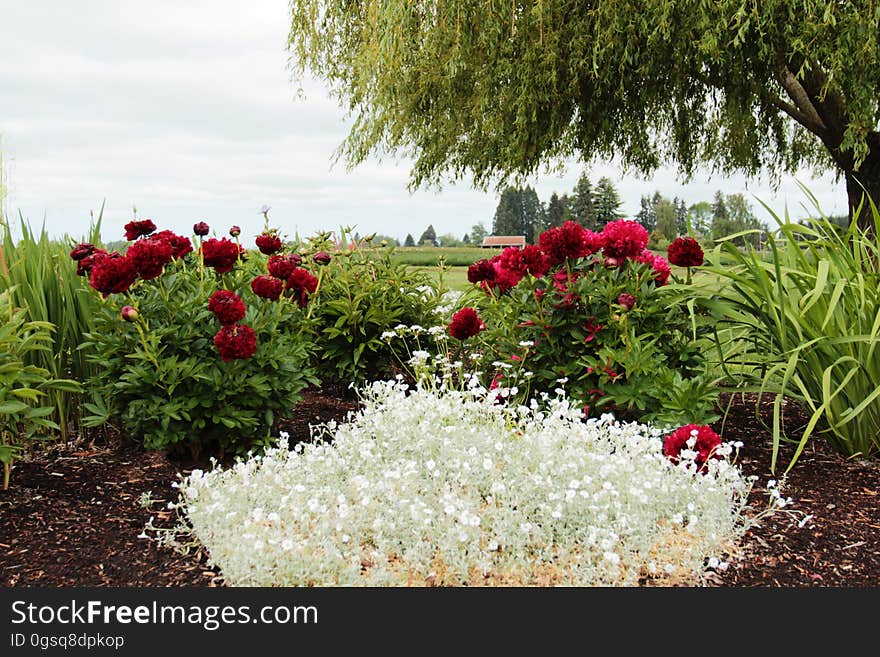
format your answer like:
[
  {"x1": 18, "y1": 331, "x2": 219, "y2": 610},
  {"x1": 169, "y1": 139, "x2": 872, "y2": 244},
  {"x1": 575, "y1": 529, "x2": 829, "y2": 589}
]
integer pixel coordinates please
[
  {"x1": 76, "y1": 248, "x2": 108, "y2": 276},
  {"x1": 650, "y1": 254, "x2": 671, "y2": 286},
  {"x1": 267, "y1": 253, "x2": 302, "y2": 279},
  {"x1": 251, "y1": 275, "x2": 284, "y2": 301},
  {"x1": 636, "y1": 249, "x2": 671, "y2": 286},
  {"x1": 313, "y1": 251, "x2": 332, "y2": 265},
  {"x1": 208, "y1": 289, "x2": 246, "y2": 325},
  {"x1": 69, "y1": 243, "x2": 95, "y2": 261},
  {"x1": 121, "y1": 305, "x2": 139, "y2": 322},
  {"x1": 89, "y1": 253, "x2": 137, "y2": 296},
  {"x1": 214, "y1": 323, "x2": 257, "y2": 361},
  {"x1": 539, "y1": 221, "x2": 604, "y2": 267},
  {"x1": 467, "y1": 258, "x2": 496, "y2": 284},
  {"x1": 617, "y1": 292, "x2": 636, "y2": 310},
  {"x1": 285, "y1": 267, "x2": 319, "y2": 307},
  {"x1": 667, "y1": 237, "x2": 704, "y2": 268},
  {"x1": 193, "y1": 221, "x2": 210, "y2": 236},
  {"x1": 499, "y1": 244, "x2": 551, "y2": 278},
  {"x1": 601, "y1": 220, "x2": 649, "y2": 260},
  {"x1": 489, "y1": 256, "x2": 523, "y2": 293},
  {"x1": 449, "y1": 307, "x2": 486, "y2": 340},
  {"x1": 124, "y1": 219, "x2": 157, "y2": 241},
  {"x1": 127, "y1": 236, "x2": 174, "y2": 280},
  {"x1": 663, "y1": 424, "x2": 722, "y2": 470},
  {"x1": 153, "y1": 230, "x2": 194, "y2": 259},
  {"x1": 201, "y1": 237, "x2": 243, "y2": 274},
  {"x1": 255, "y1": 232, "x2": 283, "y2": 255}
]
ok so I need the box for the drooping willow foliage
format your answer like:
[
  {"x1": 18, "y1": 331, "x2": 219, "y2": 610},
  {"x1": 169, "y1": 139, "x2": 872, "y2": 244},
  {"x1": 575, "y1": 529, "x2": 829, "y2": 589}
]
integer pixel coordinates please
[{"x1": 288, "y1": 1, "x2": 880, "y2": 222}]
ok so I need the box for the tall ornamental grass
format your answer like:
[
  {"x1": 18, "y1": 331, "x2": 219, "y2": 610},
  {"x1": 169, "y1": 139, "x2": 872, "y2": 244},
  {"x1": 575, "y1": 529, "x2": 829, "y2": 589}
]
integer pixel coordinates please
[
  {"x1": 703, "y1": 190, "x2": 880, "y2": 471},
  {"x1": 0, "y1": 214, "x2": 102, "y2": 439}
]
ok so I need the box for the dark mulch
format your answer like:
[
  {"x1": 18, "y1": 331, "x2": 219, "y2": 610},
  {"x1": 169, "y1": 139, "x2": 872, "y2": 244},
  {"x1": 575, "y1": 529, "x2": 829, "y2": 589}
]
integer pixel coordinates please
[{"x1": 1, "y1": 389, "x2": 877, "y2": 587}]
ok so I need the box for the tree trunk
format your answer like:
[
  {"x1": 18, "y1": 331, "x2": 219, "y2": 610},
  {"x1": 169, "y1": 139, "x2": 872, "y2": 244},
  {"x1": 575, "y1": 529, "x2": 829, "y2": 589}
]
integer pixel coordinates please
[{"x1": 844, "y1": 137, "x2": 880, "y2": 234}]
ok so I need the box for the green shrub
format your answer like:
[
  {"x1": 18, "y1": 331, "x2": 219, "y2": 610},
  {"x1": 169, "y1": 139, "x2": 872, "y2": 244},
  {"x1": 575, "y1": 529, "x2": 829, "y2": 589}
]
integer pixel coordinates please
[
  {"x1": 304, "y1": 231, "x2": 441, "y2": 384},
  {"x1": 0, "y1": 289, "x2": 81, "y2": 489},
  {"x1": 703, "y1": 192, "x2": 880, "y2": 470},
  {"x1": 81, "y1": 223, "x2": 316, "y2": 459}
]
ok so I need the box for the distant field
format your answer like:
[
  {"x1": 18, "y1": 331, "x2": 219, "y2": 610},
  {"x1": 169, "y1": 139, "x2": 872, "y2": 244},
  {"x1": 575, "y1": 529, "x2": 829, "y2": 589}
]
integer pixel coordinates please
[
  {"x1": 411, "y1": 266, "x2": 471, "y2": 291},
  {"x1": 392, "y1": 246, "x2": 501, "y2": 267},
  {"x1": 400, "y1": 245, "x2": 726, "y2": 294}
]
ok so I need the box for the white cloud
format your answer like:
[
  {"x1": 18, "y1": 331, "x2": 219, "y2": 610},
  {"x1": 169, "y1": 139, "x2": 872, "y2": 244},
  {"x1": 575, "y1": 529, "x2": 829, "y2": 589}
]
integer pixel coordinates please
[{"x1": 0, "y1": 0, "x2": 848, "y2": 246}]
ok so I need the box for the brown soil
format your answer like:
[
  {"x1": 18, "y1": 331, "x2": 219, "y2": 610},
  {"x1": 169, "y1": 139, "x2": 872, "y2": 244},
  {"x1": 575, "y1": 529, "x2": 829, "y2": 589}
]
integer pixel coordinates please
[{"x1": 1, "y1": 390, "x2": 878, "y2": 587}]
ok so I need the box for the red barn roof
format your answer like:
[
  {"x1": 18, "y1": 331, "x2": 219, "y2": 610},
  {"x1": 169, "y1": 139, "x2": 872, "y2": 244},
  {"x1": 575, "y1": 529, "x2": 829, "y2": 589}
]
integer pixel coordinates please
[{"x1": 481, "y1": 235, "x2": 526, "y2": 248}]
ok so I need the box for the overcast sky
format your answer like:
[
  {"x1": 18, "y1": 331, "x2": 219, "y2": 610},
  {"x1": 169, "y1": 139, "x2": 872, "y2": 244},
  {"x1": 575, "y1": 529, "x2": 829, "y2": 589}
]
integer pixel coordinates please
[{"x1": 1, "y1": 0, "x2": 849, "y2": 245}]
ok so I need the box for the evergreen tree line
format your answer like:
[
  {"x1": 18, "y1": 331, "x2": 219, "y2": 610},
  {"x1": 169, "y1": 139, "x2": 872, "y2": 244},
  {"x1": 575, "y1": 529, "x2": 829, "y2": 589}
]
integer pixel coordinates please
[{"x1": 403, "y1": 172, "x2": 768, "y2": 248}]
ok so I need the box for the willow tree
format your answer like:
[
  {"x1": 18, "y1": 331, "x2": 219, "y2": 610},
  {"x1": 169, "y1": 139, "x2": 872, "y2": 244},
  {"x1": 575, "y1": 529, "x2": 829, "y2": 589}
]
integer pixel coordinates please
[{"x1": 288, "y1": 1, "x2": 880, "y2": 227}]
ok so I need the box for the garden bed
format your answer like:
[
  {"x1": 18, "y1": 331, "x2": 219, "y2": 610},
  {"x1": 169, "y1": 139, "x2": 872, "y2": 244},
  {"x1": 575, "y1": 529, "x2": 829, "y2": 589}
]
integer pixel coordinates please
[{"x1": 1, "y1": 390, "x2": 877, "y2": 587}]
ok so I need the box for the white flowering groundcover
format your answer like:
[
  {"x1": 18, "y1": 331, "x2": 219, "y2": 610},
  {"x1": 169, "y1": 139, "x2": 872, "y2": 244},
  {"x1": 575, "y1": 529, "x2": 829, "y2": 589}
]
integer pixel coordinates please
[{"x1": 162, "y1": 379, "x2": 765, "y2": 586}]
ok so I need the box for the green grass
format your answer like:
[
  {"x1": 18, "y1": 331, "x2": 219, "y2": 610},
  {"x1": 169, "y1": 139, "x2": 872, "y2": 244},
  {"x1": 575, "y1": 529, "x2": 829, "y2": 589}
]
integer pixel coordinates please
[
  {"x1": 410, "y1": 266, "x2": 471, "y2": 291},
  {"x1": 392, "y1": 246, "x2": 501, "y2": 267}
]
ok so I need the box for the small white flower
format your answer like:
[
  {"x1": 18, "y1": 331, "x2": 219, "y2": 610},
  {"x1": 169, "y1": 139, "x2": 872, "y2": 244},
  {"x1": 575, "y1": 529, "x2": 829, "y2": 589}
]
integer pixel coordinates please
[{"x1": 518, "y1": 340, "x2": 534, "y2": 347}]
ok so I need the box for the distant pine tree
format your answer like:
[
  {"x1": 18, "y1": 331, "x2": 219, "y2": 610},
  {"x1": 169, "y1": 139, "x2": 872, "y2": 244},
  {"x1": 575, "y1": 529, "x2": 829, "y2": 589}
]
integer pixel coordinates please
[
  {"x1": 419, "y1": 224, "x2": 438, "y2": 246},
  {"x1": 404, "y1": 233, "x2": 415, "y2": 247}
]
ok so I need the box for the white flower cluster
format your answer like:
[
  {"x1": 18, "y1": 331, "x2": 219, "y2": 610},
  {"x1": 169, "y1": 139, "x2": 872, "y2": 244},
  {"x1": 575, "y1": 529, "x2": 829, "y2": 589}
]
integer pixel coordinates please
[
  {"x1": 433, "y1": 289, "x2": 464, "y2": 319},
  {"x1": 174, "y1": 381, "x2": 755, "y2": 586}
]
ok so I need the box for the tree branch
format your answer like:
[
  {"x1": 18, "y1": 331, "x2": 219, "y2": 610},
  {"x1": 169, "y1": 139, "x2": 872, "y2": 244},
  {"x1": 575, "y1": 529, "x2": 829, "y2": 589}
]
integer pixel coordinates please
[
  {"x1": 767, "y1": 94, "x2": 818, "y2": 133},
  {"x1": 776, "y1": 64, "x2": 827, "y2": 135}
]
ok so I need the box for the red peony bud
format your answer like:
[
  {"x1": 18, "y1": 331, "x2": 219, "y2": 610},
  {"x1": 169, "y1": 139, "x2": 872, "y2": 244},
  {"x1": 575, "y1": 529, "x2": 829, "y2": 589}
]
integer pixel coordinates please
[
  {"x1": 121, "y1": 305, "x2": 139, "y2": 322},
  {"x1": 229, "y1": 225, "x2": 241, "y2": 237},
  {"x1": 193, "y1": 221, "x2": 210, "y2": 236},
  {"x1": 313, "y1": 251, "x2": 332, "y2": 265},
  {"x1": 617, "y1": 293, "x2": 636, "y2": 310}
]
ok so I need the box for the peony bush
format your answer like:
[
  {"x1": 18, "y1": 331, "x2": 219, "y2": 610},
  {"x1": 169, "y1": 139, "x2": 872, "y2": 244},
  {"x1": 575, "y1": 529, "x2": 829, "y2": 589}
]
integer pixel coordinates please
[
  {"x1": 79, "y1": 220, "x2": 317, "y2": 458},
  {"x1": 164, "y1": 377, "x2": 758, "y2": 586},
  {"x1": 456, "y1": 222, "x2": 718, "y2": 425}
]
